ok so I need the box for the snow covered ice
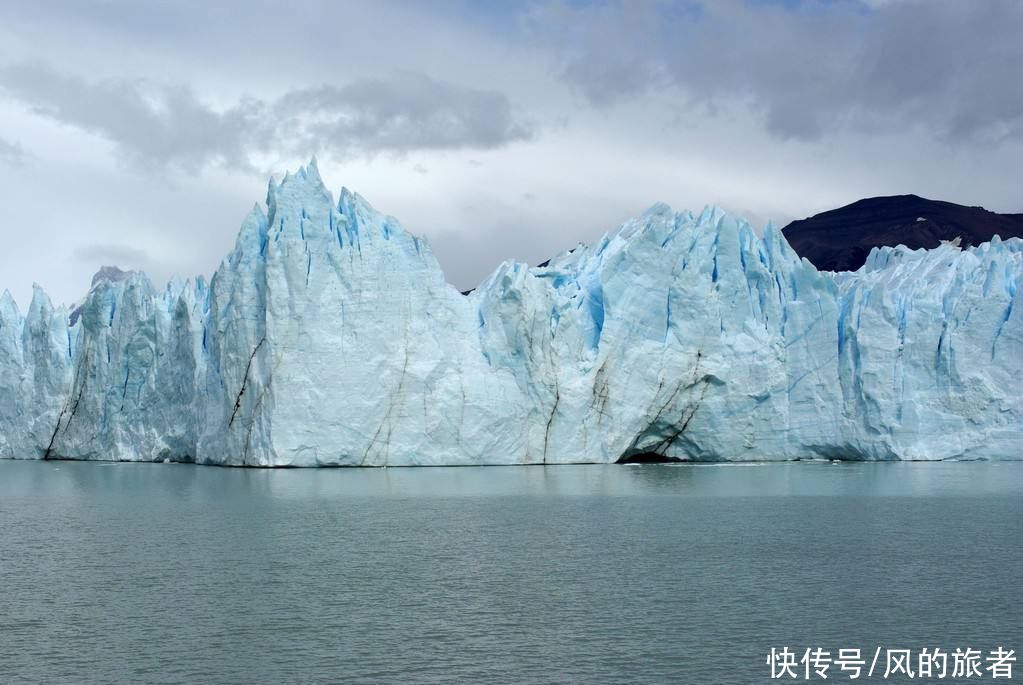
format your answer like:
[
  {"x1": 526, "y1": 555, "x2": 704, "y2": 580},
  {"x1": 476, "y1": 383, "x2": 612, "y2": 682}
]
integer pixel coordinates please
[{"x1": 1, "y1": 161, "x2": 1020, "y2": 465}]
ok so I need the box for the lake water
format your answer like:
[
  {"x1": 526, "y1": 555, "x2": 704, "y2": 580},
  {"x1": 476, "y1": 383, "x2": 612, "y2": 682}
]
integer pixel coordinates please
[{"x1": 0, "y1": 460, "x2": 1020, "y2": 684}]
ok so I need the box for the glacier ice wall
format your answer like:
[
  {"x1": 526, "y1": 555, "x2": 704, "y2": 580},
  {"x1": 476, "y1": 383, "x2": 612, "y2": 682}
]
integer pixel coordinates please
[{"x1": 1, "y1": 161, "x2": 1019, "y2": 465}]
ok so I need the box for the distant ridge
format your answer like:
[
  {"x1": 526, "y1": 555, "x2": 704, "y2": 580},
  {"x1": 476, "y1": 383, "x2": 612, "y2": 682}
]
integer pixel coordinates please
[{"x1": 782, "y1": 195, "x2": 1023, "y2": 272}]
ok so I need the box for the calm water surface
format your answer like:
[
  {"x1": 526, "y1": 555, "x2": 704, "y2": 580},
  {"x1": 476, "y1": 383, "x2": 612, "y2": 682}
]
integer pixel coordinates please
[{"x1": 0, "y1": 460, "x2": 1020, "y2": 684}]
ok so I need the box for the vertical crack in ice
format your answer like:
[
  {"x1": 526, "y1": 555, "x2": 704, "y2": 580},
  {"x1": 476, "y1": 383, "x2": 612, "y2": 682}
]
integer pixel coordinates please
[
  {"x1": 120, "y1": 368, "x2": 130, "y2": 412},
  {"x1": 42, "y1": 406, "x2": 68, "y2": 460},
  {"x1": 44, "y1": 348, "x2": 91, "y2": 459},
  {"x1": 591, "y1": 358, "x2": 612, "y2": 424},
  {"x1": 542, "y1": 383, "x2": 560, "y2": 464},
  {"x1": 363, "y1": 315, "x2": 410, "y2": 465},
  {"x1": 651, "y1": 379, "x2": 711, "y2": 456},
  {"x1": 644, "y1": 339, "x2": 722, "y2": 458},
  {"x1": 991, "y1": 300, "x2": 1013, "y2": 360},
  {"x1": 229, "y1": 337, "x2": 266, "y2": 428},
  {"x1": 242, "y1": 353, "x2": 280, "y2": 464}
]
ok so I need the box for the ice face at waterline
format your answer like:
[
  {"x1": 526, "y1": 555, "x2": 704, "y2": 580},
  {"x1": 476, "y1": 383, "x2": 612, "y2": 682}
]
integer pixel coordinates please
[{"x1": 0, "y1": 162, "x2": 1019, "y2": 465}]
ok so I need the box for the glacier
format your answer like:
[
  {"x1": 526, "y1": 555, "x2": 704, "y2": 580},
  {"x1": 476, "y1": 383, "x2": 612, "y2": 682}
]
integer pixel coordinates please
[{"x1": 0, "y1": 161, "x2": 1020, "y2": 465}]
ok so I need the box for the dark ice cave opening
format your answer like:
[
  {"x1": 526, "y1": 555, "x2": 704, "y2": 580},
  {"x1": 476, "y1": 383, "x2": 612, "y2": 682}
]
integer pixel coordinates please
[{"x1": 615, "y1": 452, "x2": 685, "y2": 464}]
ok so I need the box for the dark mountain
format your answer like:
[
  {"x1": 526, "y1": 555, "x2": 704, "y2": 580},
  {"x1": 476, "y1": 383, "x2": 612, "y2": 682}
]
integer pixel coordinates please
[{"x1": 782, "y1": 195, "x2": 1023, "y2": 272}]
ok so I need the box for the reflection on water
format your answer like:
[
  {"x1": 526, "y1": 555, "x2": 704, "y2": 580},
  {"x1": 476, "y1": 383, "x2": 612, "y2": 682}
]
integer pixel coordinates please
[{"x1": 6, "y1": 459, "x2": 1022, "y2": 500}]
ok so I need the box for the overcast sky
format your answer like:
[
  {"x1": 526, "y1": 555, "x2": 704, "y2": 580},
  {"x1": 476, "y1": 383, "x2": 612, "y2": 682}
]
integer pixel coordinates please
[{"x1": 1, "y1": 0, "x2": 1021, "y2": 307}]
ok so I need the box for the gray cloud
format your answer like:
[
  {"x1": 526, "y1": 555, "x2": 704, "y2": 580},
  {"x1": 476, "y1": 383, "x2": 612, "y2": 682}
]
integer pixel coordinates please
[
  {"x1": 274, "y1": 74, "x2": 534, "y2": 158},
  {"x1": 547, "y1": 0, "x2": 671, "y2": 108},
  {"x1": 71, "y1": 243, "x2": 153, "y2": 275},
  {"x1": 0, "y1": 137, "x2": 25, "y2": 165},
  {"x1": 0, "y1": 63, "x2": 535, "y2": 172},
  {"x1": 540, "y1": 0, "x2": 1023, "y2": 143}
]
